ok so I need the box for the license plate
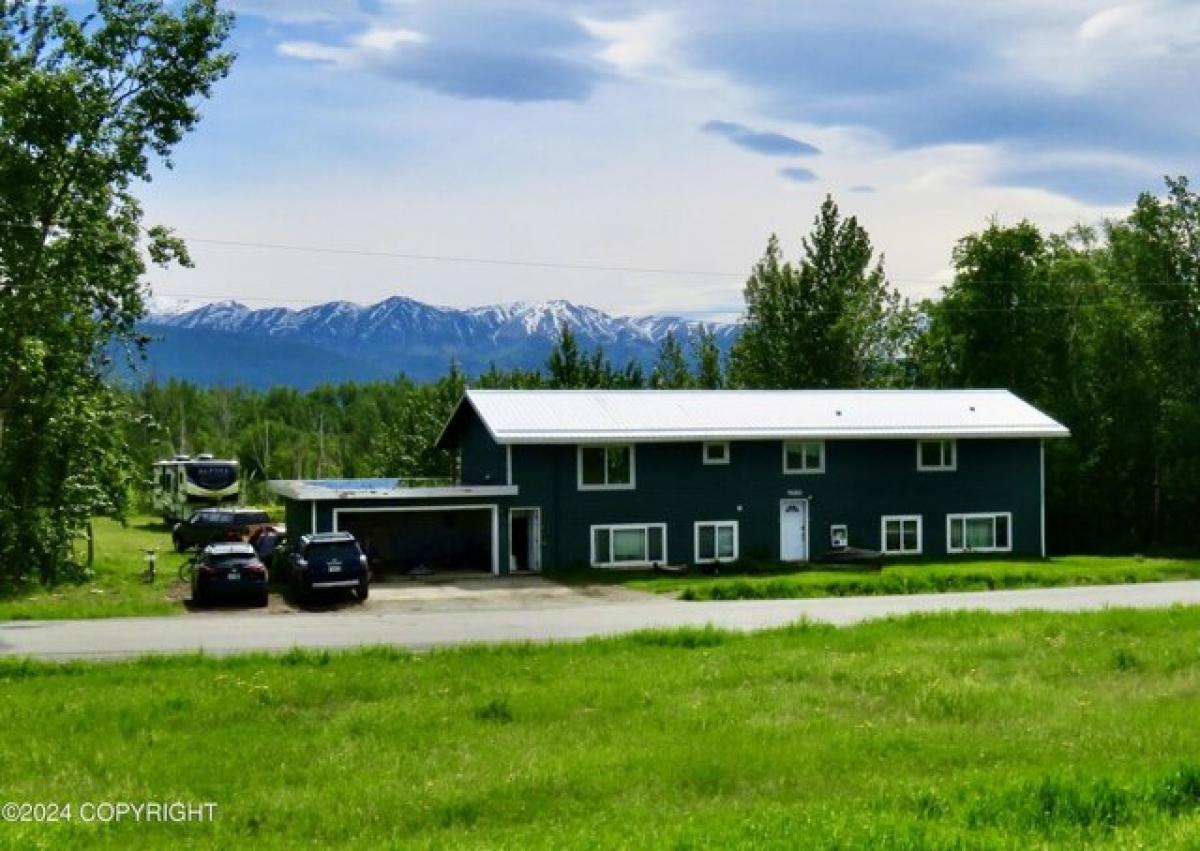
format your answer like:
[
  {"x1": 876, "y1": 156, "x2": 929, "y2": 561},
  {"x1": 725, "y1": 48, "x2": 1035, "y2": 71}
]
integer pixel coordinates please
[
  {"x1": 228, "y1": 571, "x2": 240, "y2": 581},
  {"x1": 328, "y1": 564, "x2": 341, "y2": 574}
]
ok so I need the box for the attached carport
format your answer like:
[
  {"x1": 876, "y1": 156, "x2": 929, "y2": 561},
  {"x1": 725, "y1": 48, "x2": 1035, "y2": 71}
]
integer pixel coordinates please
[{"x1": 269, "y1": 480, "x2": 518, "y2": 575}]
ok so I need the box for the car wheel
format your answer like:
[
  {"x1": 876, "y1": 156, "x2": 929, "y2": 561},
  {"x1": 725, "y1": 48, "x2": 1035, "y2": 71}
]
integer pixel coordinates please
[
  {"x1": 354, "y1": 581, "x2": 370, "y2": 603},
  {"x1": 255, "y1": 591, "x2": 269, "y2": 608},
  {"x1": 192, "y1": 587, "x2": 206, "y2": 608}
]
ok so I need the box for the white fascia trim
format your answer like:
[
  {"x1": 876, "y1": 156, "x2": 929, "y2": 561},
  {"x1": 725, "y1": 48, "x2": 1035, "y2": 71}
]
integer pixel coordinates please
[{"x1": 493, "y1": 427, "x2": 1071, "y2": 444}]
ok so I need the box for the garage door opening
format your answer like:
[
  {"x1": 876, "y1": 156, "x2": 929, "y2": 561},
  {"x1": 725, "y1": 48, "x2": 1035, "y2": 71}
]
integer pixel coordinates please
[{"x1": 335, "y1": 506, "x2": 498, "y2": 576}]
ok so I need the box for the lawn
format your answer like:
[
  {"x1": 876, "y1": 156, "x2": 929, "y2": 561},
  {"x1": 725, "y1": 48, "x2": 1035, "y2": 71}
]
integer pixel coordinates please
[
  {"x1": 0, "y1": 517, "x2": 187, "y2": 621},
  {"x1": 1, "y1": 608, "x2": 1199, "y2": 848},
  {"x1": 606, "y1": 555, "x2": 1200, "y2": 601}
]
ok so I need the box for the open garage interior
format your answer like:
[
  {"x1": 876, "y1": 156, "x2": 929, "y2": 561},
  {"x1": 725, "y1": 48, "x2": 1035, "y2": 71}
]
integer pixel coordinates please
[{"x1": 335, "y1": 507, "x2": 498, "y2": 576}]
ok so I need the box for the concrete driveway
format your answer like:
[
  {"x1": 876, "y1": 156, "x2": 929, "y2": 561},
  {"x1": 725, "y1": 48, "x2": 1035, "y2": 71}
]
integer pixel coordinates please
[{"x1": 4, "y1": 580, "x2": 1200, "y2": 661}]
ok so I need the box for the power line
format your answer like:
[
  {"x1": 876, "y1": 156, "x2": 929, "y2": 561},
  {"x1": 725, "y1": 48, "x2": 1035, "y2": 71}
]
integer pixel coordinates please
[{"x1": 2, "y1": 220, "x2": 1199, "y2": 287}]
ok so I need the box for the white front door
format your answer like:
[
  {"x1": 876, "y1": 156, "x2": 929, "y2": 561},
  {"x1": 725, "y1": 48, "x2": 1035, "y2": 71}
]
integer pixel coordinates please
[{"x1": 779, "y1": 499, "x2": 809, "y2": 562}]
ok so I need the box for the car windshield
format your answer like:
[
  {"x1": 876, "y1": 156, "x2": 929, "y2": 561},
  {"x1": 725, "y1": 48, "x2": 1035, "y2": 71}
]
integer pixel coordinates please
[
  {"x1": 195, "y1": 511, "x2": 233, "y2": 525},
  {"x1": 307, "y1": 542, "x2": 360, "y2": 563},
  {"x1": 186, "y1": 464, "x2": 237, "y2": 490}
]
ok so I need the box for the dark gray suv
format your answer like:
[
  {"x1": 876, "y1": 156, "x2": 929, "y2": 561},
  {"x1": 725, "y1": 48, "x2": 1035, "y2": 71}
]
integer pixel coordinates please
[{"x1": 289, "y1": 532, "x2": 370, "y2": 602}]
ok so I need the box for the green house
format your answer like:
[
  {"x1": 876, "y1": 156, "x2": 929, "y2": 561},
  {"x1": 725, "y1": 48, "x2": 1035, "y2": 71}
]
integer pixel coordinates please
[{"x1": 271, "y1": 389, "x2": 1069, "y2": 575}]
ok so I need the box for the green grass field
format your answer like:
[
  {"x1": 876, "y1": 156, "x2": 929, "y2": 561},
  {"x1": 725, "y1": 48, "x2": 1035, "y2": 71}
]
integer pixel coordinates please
[
  {"x1": 0, "y1": 517, "x2": 187, "y2": 621},
  {"x1": 611, "y1": 555, "x2": 1200, "y2": 601},
  {"x1": 0, "y1": 608, "x2": 1199, "y2": 848}
]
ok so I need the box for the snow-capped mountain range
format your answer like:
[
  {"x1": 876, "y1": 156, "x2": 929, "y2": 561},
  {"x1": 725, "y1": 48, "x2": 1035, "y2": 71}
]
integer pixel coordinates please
[{"x1": 137, "y1": 296, "x2": 740, "y2": 388}]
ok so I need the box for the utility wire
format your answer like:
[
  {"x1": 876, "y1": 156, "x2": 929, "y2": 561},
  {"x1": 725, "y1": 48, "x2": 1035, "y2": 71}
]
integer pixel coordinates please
[{"x1": 1, "y1": 220, "x2": 1198, "y2": 287}]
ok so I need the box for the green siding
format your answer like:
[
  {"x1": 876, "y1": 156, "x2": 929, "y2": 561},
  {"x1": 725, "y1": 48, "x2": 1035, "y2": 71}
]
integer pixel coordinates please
[
  {"x1": 459, "y1": 411, "x2": 508, "y2": 486},
  {"x1": 499, "y1": 437, "x2": 1045, "y2": 568}
]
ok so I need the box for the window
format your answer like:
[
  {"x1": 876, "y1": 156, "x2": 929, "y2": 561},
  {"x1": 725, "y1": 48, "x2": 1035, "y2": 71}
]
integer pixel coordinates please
[
  {"x1": 881, "y1": 515, "x2": 922, "y2": 555},
  {"x1": 694, "y1": 521, "x2": 738, "y2": 563},
  {"x1": 702, "y1": 441, "x2": 730, "y2": 465},
  {"x1": 591, "y1": 524, "x2": 666, "y2": 567},
  {"x1": 830, "y1": 524, "x2": 849, "y2": 549},
  {"x1": 917, "y1": 439, "x2": 956, "y2": 471},
  {"x1": 947, "y1": 513, "x2": 1012, "y2": 553},
  {"x1": 577, "y1": 445, "x2": 635, "y2": 490},
  {"x1": 783, "y1": 440, "x2": 825, "y2": 474}
]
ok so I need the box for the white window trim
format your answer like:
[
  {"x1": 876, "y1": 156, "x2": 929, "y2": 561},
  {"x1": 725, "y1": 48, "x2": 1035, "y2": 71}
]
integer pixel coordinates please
[
  {"x1": 946, "y1": 512, "x2": 1013, "y2": 554},
  {"x1": 693, "y1": 520, "x2": 739, "y2": 564},
  {"x1": 577, "y1": 445, "x2": 636, "y2": 491},
  {"x1": 702, "y1": 441, "x2": 730, "y2": 465},
  {"x1": 881, "y1": 515, "x2": 923, "y2": 555},
  {"x1": 782, "y1": 440, "x2": 825, "y2": 474},
  {"x1": 917, "y1": 439, "x2": 957, "y2": 471},
  {"x1": 589, "y1": 523, "x2": 667, "y2": 568},
  {"x1": 830, "y1": 524, "x2": 849, "y2": 549}
]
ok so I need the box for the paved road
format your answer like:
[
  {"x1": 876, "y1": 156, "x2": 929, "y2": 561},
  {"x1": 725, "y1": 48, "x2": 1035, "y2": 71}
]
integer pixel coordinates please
[{"x1": 4, "y1": 581, "x2": 1200, "y2": 661}]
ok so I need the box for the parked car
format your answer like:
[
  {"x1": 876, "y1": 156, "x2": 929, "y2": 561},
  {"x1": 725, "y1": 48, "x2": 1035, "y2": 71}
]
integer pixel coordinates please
[
  {"x1": 288, "y1": 532, "x2": 370, "y2": 602},
  {"x1": 172, "y1": 507, "x2": 273, "y2": 552},
  {"x1": 191, "y1": 542, "x2": 269, "y2": 607}
]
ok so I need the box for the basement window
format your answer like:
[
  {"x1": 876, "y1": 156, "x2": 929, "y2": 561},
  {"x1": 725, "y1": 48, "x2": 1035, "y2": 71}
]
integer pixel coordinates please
[
  {"x1": 947, "y1": 513, "x2": 1012, "y2": 553},
  {"x1": 694, "y1": 521, "x2": 738, "y2": 563},
  {"x1": 591, "y1": 523, "x2": 666, "y2": 567},
  {"x1": 881, "y1": 515, "x2": 922, "y2": 555}
]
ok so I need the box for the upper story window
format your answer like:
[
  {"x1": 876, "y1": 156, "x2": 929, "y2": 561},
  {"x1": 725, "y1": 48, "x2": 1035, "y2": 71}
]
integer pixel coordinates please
[
  {"x1": 702, "y1": 441, "x2": 730, "y2": 465},
  {"x1": 577, "y1": 445, "x2": 635, "y2": 490},
  {"x1": 917, "y1": 439, "x2": 956, "y2": 471},
  {"x1": 783, "y1": 440, "x2": 825, "y2": 474}
]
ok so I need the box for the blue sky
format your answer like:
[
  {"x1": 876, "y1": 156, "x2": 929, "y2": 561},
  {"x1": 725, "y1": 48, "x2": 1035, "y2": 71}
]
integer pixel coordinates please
[{"x1": 142, "y1": 0, "x2": 1199, "y2": 318}]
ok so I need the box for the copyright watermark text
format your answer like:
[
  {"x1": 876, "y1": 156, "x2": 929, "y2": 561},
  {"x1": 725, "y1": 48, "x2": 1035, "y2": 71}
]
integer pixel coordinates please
[{"x1": 2, "y1": 801, "x2": 217, "y2": 823}]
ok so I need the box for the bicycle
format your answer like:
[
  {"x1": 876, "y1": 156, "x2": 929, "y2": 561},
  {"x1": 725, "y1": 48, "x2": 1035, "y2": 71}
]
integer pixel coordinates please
[{"x1": 178, "y1": 555, "x2": 198, "y2": 584}]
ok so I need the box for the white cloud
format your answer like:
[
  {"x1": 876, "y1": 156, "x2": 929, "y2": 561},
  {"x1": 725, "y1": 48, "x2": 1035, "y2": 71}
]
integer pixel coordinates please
[
  {"x1": 353, "y1": 27, "x2": 426, "y2": 52},
  {"x1": 277, "y1": 41, "x2": 352, "y2": 64},
  {"x1": 580, "y1": 12, "x2": 676, "y2": 76}
]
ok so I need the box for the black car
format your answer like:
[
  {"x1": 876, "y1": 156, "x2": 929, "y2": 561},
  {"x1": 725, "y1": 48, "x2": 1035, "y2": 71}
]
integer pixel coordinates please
[
  {"x1": 289, "y1": 532, "x2": 370, "y2": 602},
  {"x1": 192, "y1": 543, "x2": 269, "y2": 607},
  {"x1": 172, "y1": 507, "x2": 273, "y2": 552}
]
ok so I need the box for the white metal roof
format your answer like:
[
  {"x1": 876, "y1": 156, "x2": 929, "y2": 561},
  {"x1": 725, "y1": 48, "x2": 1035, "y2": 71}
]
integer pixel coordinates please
[
  {"x1": 268, "y1": 480, "x2": 517, "y2": 502},
  {"x1": 455, "y1": 389, "x2": 1069, "y2": 444}
]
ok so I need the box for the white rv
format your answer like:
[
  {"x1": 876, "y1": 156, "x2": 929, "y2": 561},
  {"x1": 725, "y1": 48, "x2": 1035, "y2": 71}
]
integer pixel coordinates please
[{"x1": 151, "y1": 454, "x2": 240, "y2": 524}]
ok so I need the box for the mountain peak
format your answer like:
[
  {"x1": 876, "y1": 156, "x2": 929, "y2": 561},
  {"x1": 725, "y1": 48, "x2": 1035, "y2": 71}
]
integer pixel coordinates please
[{"x1": 139, "y1": 293, "x2": 739, "y2": 387}]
